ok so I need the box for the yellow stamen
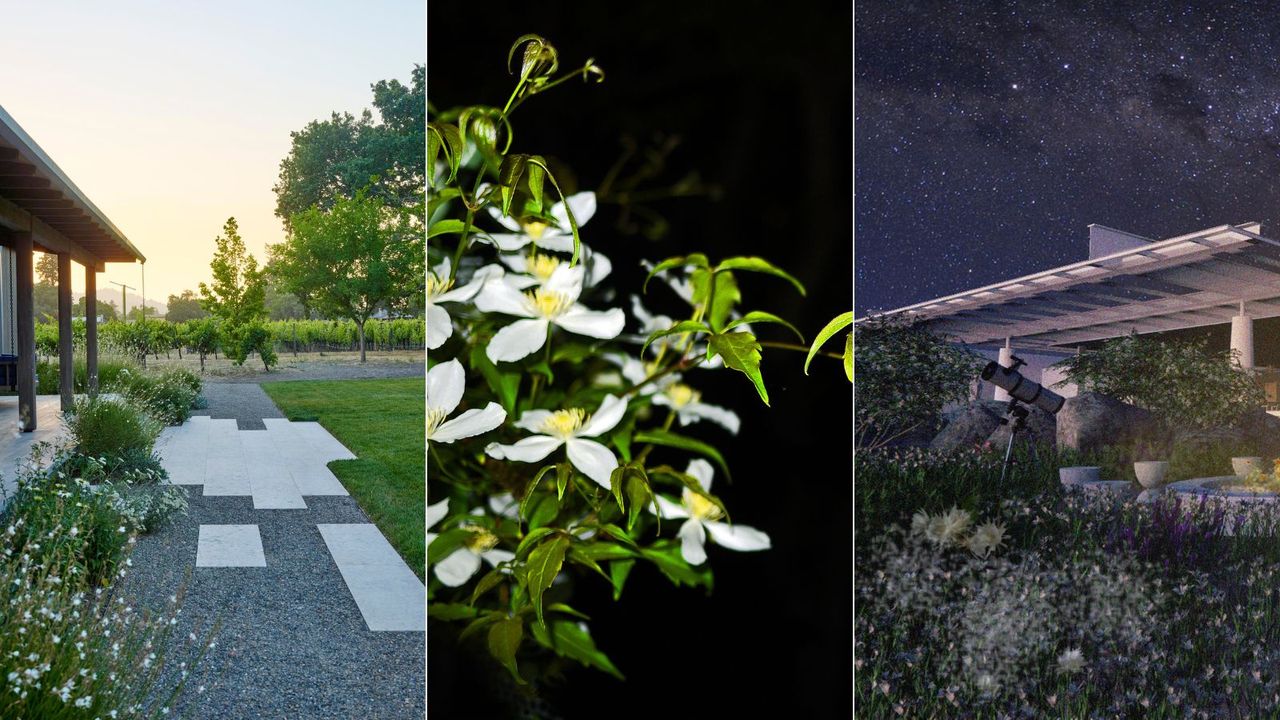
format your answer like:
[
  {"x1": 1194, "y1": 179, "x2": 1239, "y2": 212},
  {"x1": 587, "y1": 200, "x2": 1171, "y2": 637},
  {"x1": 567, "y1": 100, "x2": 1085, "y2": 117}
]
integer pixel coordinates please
[
  {"x1": 665, "y1": 383, "x2": 701, "y2": 409},
  {"x1": 426, "y1": 274, "x2": 454, "y2": 301},
  {"x1": 426, "y1": 407, "x2": 447, "y2": 438},
  {"x1": 527, "y1": 253, "x2": 561, "y2": 283},
  {"x1": 526, "y1": 288, "x2": 574, "y2": 319},
  {"x1": 522, "y1": 220, "x2": 549, "y2": 240},
  {"x1": 684, "y1": 490, "x2": 722, "y2": 521},
  {"x1": 461, "y1": 526, "x2": 499, "y2": 553},
  {"x1": 540, "y1": 409, "x2": 588, "y2": 439}
]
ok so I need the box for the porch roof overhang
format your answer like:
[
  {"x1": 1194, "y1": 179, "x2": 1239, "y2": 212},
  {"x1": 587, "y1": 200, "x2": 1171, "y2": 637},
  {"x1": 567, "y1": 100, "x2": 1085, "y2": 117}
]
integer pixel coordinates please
[
  {"x1": 0, "y1": 104, "x2": 144, "y2": 270},
  {"x1": 866, "y1": 222, "x2": 1280, "y2": 351}
]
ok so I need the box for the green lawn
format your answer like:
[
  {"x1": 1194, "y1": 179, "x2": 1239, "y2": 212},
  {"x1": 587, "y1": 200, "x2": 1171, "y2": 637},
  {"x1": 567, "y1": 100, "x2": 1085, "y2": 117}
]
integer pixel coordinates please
[{"x1": 261, "y1": 377, "x2": 423, "y2": 577}]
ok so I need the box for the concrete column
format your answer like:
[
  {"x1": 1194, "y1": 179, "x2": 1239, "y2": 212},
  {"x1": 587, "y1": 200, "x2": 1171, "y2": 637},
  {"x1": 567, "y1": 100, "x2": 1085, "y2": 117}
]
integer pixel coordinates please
[
  {"x1": 1041, "y1": 365, "x2": 1078, "y2": 398},
  {"x1": 14, "y1": 232, "x2": 34, "y2": 432},
  {"x1": 1232, "y1": 301, "x2": 1255, "y2": 369},
  {"x1": 995, "y1": 338, "x2": 1013, "y2": 402},
  {"x1": 57, "y1": 253, "x2": 73, "y2": 411},
  {"x1": 85, "y1": 267, "x2": 97, "y2": 397}
]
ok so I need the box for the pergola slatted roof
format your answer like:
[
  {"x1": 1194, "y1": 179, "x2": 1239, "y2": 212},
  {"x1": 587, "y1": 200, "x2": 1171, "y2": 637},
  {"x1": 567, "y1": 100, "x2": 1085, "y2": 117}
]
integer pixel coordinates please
[
  {"x1": 0, "y1": 104, "x2": 143, "y2": 267},
  {"x1": 871, "y1": 223, "x2": 1280, "y2": 349}
]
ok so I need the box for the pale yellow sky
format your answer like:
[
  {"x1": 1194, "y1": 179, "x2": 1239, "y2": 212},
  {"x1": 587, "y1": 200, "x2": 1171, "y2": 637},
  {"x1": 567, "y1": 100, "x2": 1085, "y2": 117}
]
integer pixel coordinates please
[{"x1": 0, "y1": 1, "x2": 424, "y2": 305}]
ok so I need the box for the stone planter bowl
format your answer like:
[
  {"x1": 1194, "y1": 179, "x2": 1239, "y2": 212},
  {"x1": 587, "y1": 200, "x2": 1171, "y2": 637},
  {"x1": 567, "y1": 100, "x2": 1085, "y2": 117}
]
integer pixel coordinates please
[
  {"x1": 1232, "y1": 456, "x2": 1264, "y2": 479},
  {"x1": 1059, "y1": 466, "x2": 1102, "y2": 486},
  {"x1": 1134, "y1": 461, "x2": 1169, "y2": 489}
]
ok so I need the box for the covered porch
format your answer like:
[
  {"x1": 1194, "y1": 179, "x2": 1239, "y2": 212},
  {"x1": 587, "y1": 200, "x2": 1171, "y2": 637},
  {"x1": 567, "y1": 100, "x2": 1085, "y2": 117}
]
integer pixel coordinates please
[{"x1": 0, "y1": 104, "x2": 144, "y2": 434}]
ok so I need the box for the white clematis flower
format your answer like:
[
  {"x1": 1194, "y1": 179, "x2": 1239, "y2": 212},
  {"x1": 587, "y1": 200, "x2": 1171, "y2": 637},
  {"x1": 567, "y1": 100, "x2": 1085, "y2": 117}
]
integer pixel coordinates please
[
  {"x1": 427, "y1": 360, "x2": 506, "y2": 444},
  {"x1": 605, "y1": 353, "x2": 673, "y2": 396},
  {"x1": 426, "y1": 499, "x2": 516, "y2": 587},
  {"x1": 651, "y1": 382, "x2": 741, "y2": 435},
  {"x1": 484, "y1": 191, "x2": 597, "y2": 252},
  {"x1": 485, "y1": 395, "x2": 628, "y2": 488},
  {"x1": 651, "y1": 459, "x2": 770, "y2": 565},
  {"x1": 499, "y1": 245, "x2": 612, "y2": 289},
  {"x1": 426, "y1": 258, "x2": 490, "y2": 350},
  {"x1": 475, "y1": 263, "x2": 624, "y2": 363}
]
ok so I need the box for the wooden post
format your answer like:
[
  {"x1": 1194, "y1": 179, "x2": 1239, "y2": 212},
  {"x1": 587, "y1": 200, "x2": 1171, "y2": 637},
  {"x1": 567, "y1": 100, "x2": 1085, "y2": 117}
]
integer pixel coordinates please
[
  {"x1": 57, "y1": 253, "x2": 73, "y2": 411},
  {"x1": 14, "y1": 232, "x2": 34, "y2": 432},
  {"x1": 85, "y1": 267, "x2": 98, "y2": 397}
]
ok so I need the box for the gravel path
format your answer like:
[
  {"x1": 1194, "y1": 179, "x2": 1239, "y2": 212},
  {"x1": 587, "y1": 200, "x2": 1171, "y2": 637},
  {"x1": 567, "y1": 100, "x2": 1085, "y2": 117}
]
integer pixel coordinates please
[
  {"x1": 123, "y1": 377, "x2": 425, "y2": 719},
  {"x1": 205, "y1": 361, "x2": 421, "y2": 385}
]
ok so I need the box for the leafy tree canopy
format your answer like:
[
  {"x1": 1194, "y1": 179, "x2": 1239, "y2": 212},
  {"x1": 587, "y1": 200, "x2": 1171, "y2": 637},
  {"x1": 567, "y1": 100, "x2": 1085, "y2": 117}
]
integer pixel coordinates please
[
  {"x1": 198, "y1": 217, "x2": 266, "y2": 327},
  {"x1": 165, "y1": 290, "x2": 207, "y2": 324}
]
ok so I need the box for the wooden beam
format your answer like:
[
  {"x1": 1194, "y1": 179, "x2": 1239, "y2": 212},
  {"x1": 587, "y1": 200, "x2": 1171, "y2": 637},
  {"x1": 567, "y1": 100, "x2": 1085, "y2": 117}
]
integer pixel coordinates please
[
  {"x1": 57, "y1": 253, "x2": 72, "y2": 411},
  {"x1": 0, "y1": 196, "x2": 102, "y2": 268},
  {"x1": 13, "y1": 232, "x2": 34, "y2": 432},
  {"x1": 0, "y1": 177, "x2": 52, "y2": 190},
  {"x1": 0, "y1": 161, "x2": 36, "y2": 176},
  {"x1": 85, "y1": 267, "x2": 97, "y2": 397},
  {"x1": 2, "y1": 188, "x2": 60, "y2": 200},
  {"x1": 0, "y1": 148, "x2": 16, "y2": 161},
  {"x1": 14, "y1": 198, "x2": 73, "y2": 209}
]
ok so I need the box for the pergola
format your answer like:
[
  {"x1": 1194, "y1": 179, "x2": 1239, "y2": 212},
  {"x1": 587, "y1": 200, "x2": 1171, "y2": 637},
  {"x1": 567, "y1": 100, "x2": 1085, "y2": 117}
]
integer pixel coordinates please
[
  {"x1": 869, "y1": 222, "x2": 1280, "y2": 399},
  {"x1": 0, "y1": 104, "x2": 144, "y2": 431}
]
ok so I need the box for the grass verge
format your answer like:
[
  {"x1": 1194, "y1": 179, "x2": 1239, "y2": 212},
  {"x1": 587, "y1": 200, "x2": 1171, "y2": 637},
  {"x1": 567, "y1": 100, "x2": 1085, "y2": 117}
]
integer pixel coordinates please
[{"x1": 262, "y1": 377, "x2": 424, "y2": 577}]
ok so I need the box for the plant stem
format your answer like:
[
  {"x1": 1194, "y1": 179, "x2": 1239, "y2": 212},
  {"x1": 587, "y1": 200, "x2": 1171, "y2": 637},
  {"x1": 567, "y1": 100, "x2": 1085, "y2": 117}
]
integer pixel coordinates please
[{"x1": 759, "y1": 340, "x2": 843, "y2": 360}]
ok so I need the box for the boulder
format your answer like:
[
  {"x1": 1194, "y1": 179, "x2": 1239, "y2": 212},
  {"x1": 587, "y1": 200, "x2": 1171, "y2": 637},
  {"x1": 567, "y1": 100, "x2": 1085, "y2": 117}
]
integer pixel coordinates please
[
  {"x1": 1056, "y1": 392, "x2": 1158, "y2": 455},
  {"x1": 986, "y1": 404, "x2": 1058, "y2": 451},
  {"x1": 930, "y1": 400, "x2": 1007, "y2": 452}
]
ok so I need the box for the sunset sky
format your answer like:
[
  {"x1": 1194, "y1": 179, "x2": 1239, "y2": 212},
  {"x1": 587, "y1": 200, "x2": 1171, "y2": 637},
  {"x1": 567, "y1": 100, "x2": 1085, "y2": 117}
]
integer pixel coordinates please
[{"x1": 0, "y1": 1, "x2": 423, "y2": 306}]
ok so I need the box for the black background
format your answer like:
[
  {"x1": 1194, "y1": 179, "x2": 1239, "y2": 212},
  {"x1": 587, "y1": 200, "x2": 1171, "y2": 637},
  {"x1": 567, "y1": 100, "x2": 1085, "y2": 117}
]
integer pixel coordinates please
[{"x1": 427, "y1": 2, "x2": 852, "y2": 718}]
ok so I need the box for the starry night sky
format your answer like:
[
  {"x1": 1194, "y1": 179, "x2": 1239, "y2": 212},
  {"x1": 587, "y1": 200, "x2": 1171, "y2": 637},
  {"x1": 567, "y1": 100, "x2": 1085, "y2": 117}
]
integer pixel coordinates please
[{"x1": 856, "y1": 1, "x2": 1280, "y2": 316}]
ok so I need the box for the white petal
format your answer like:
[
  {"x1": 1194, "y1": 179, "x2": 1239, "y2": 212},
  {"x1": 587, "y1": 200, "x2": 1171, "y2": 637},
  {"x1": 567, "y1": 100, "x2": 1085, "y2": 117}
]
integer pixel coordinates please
[
  {"x1": 565, "y1": 438, "x2": 618, "y2": 488},
  {"x1": 544, "y1": 263, "x2": 586, "y2": 302},
  {"x1": 486, "y1": 318, "x2": 550, "y2": 363},
  {"x1": 488, "y1": 493, "x2": 519, "y2": 519},
  {"x1": 555, "y1": 306, "x2": 625, "y2": 339},
  {"x1": 431, "y1": 403, "x2": 507, "y2": 443},
  {"x1": 487, "y1": 205, "x2": 523, "y2": 232},
  {"x1": 486, "y1": 435, "x2": 563, "y2": 463},
  {"x1": 650, "y1": 494, "x2": 689, "y2": 520},
  {"x1": 432, "y1": 257, "x2": 452, "y2": 280},
  {"x1": 481, "y1": 548, "x2": 516, "y2": 566},
  {"x1": 426, "y1": 303, "x2": 452, "y2": 350},
  {"x1": 586, "y1": 250, "x2": 612, "y2": 286},
  {"x1": 705, "y1": 521, "x2": 771, "y2": 552},
  {"x1": 679, "y1": 402, "x2": 742, "y2": 435},
  {"x1": 678, "y1": 519, "x2": 708, "y2": 565},
  {"x1": 514, "y1": 410, "x2": 553, "y2": 433},
  {"x1": 488, "y1": 233, "x2": 532, "y2": 251},
  {"x1": 474, "y1": 278, "x2": 534, "y2": 317},
  {"x1": 427, "y1": 499, "x2": 450, "y2": 530},
  {"x1": 578, "y1": 394, "x2": 628, "y2": 437},
  {"x1": 499, "y1": 254, "x2": 528, "y2": 274},
  {"x1": 551, "y1": 191, "x2": 597, "y2": 229},
  {"x1": 435, "y1": 274, "x2": 485, "y2": 304},
  {"x1": 685, "y1": 459, "x2": 715, "y2": 492},
  {"x1": 426, "y1": 359, "x2": 465, "y2": 416},
  {"x1": 434, "y1": 548, "x2": 482, "y2": 587}
]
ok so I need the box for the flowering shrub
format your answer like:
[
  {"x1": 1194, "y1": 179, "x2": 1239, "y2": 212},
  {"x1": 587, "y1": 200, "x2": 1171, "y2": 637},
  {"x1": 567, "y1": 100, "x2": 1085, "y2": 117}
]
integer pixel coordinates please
[
  {"x1": 427, "y1": 35, "x2": 806, "y2": 686},
  {"x1": 108, "y1": 368, "x2": 202, "y2": 426},
  {"x1": 65, "y1": 397, "x2": 162, "y2": 466}
]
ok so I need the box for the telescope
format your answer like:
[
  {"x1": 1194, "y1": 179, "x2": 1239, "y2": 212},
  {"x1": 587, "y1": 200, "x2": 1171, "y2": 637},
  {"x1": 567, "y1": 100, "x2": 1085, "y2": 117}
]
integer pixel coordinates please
[{"x1": 981, "y1": 358, "x2": 1065, "y2": 414}]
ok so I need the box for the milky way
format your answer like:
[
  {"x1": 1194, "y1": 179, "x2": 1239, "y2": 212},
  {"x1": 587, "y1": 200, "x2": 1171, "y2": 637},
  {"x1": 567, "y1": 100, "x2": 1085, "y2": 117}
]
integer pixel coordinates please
[{"x1": 855, "y1": 2, "x2": 1280, "y2": 315}]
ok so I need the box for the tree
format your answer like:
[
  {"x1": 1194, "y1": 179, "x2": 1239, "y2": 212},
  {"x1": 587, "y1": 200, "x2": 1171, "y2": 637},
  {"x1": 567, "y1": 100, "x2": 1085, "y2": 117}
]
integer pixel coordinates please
[
  {"x1": 35, "y1": 253, "x2": 58, "y2": 285},
  {"x1": 270, "y1": 190, "x2": 422, "y2": 362},
  {"x1": 181, "y1": 318, "x2": 221, "y2": 373},
  {"x1": 199, "y1": 218, "x2": 267, "y2": 326},
  {"x1": 166, "y1": 290, "x2": 207, "y2": 323},
  {"x1": 264, "y1": 282, "x2": 306, "y2": 320},
  {"x1": 273, "y1": 65, "x2": 424, "y2": 222},
  {"x1": 73, "y1": 297, "x2": 118, "y2": 322}
]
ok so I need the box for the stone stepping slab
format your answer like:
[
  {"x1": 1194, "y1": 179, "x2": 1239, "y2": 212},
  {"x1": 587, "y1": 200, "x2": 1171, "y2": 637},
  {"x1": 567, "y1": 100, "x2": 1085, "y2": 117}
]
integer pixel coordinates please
[
  {"x1": 317, "y1": 524, "x2": 425, "y2": 632},
  {"x1": 196, "y1": 524, "x2": 267, "y2": 567}
]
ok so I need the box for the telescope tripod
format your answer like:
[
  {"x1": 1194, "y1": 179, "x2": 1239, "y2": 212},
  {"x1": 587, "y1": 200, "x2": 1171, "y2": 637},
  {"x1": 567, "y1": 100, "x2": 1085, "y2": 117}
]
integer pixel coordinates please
[{"x1": 998, "y1": 398, "x2": 1029, "y2": 486}]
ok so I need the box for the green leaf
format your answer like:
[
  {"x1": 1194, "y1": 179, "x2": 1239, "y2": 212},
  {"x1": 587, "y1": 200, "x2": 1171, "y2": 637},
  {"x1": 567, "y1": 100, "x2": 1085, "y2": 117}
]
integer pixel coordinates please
[
  {"x1": 526, "y1": 493, "x2": 560, "y2": 530},
  {"x1": 427, "y1": 128, "x2": 441, "y2": 186},
  {"x1": 611, "y1": 418, "x2": 634, "y2": 463},
  {"x1": 608, "y1": 466, "x2": 627, "y2": 516},
  {"x1": 458, "y1": 613, "x2": 500, "y2": 642},
  {"x1": 498, "y1": 154, "x2": 529, "y2": 215},
  {"x1": 525, "y1": 535, "x2": 570, "y2": 629},
  {"x1": 715, "y1": 256, "x2": 806, "y2": 296},
  {"x1": 633, "y1": 429, "x2": 731, "y2": 479},
  {"x1": 708, "y1": 331, "x2": 768, "y2": 405},
  {"x1": 526, "y1": 157, "x2": 546, "y2": 213},
  {"x1": 804, "y1": 311, "x2": 855, "y2": 375},
  {"x1": 690, "y1": 269, "x2": 740, "y2": 332},
  {"x1": 427, "y1": 527, "x2": 472, "y2": 565},
  {"x1": 487, "y1": 617, "x2": 525, "y2": 684},
  {"x1": 843, "y1": 331, "x2": 853, "y2": 382},
  {"x1": 427, "y1": 603, "x2": 482, "y2": 621},
  {"x1": 610, "y1": 559, "x2": 635, "y2": 601},
  {"x1": 643, "y1": 253, "x2": 709, "y2": 292},
  {"x1": 597, "y1": 523, "x2": 641, "y2": 549},
  {"x1": 514, "y1": 527, "x2": 556, "y2": 559},
  {"x1": 427, "y1": 219, "x2": 466, "y2": 239},
  {"x1": 469, "y1": 569, "x2": 507, "y2": 605},
  {"x1": 469, "y1": 344, "x2": 520, "y2": 415},
  {"x1": 520, "y1": 465, "x2": 559, "y2": 522},
  {"x1": 640, "y1": 544, "x2": 714, "y2": 591},
  {"x1": 624, "y1": 472, "x2": 652, "y2": 532},
  {"x1": 566, "y1": 547, "x2": 611, "y2": 581},
  {"x1": 530, "y1": 620, "x2": 624, "y2": 680},
  {"x1": 571, "y1": 541, "x2": 636, "y2": 562},
  {"x1": 546, "y1": 603, "x2": 591, "y2": 621},
  {"x1": 556, "y1": 463, "x2": 572, "y2": 500},
  {"x1": 428, "y1": 122, "x2": 464, "y2": 182},
  {"x1": 650, "y1": 465, "x2": 729, "y2": 523},
  {"x1": 724, "y1": 311, "x2": 805, "y2": 342},
  {"x1": 642, "y1": 320, "x2": 710, "y2": 355}
]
